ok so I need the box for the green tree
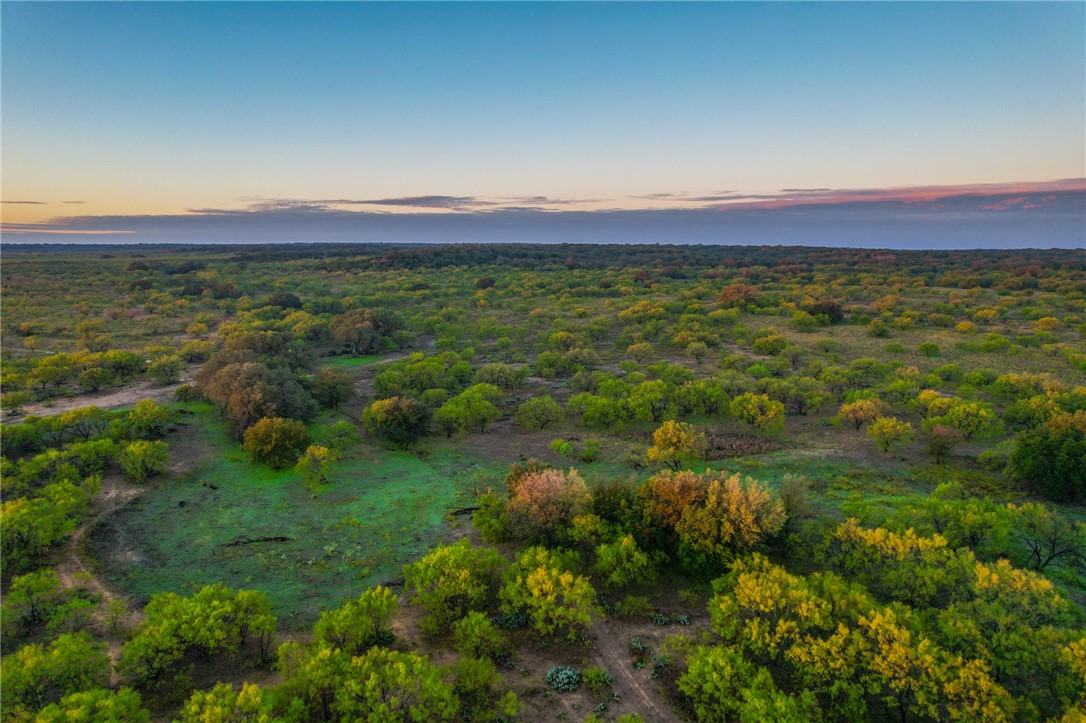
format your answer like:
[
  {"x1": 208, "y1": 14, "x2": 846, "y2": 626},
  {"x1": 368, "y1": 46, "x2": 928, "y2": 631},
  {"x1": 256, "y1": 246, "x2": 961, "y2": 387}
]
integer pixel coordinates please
[
  {"x1": 593, "y1": 534, "x2": 657, "y2": 590},
  {"x1": 0, "y1": 633, "x2": 110, "y2": 714},
  {"x1": 122, "y1": 398, "x2": 177, "y2": 439},
  {"x1": 513, "y1": 396, "x2": 565, "y2": 431},
  {"x1": 36, "y1": 688, "x2": 150, "y2": 723},
  {"x1": 433, "y1": 384, "x2": 502, "y2": 436},
  {"x1": 362, "y1": 396, "x2": 431, "y2": 446},
  {"x1": 313, "y1": 368, "x2": 356, "y2": 409},
  {"x1": 677, "y1": 645, "x2": 755, "y2": 722},
  {"x1": 329, "y1": 308, "x2": 405, "y2": 355},
  {"x1": 313, "y1": 586, "x2": 397, "y2": 655},
  {"x1": 449, "y1": 655, "x2": 519, "y2": 722},
  {"x1": 180, "y1": 682, "x2": 276, "y2": 723},
  {"x1": 242, "y1": 417, "x2": 311, "y2": 469},
  {"x1": 403, "y1": 540, "x2": 505, "y2": 634},
  {"x1": 117, "y1": 440, "x2": 169, "y2": 481},
  {"x1": 452, "y1": 611, "x2": 509, "y2": 660},
  {"x1": 1008, "y1": 410, "x2": 1086, "y2": 502},
  {"x1": 120, "y1": 584, "x2": 276, "y2": 684},
  {"x1": 147, "y1": 354, "x2": 184, "y2": 385}
]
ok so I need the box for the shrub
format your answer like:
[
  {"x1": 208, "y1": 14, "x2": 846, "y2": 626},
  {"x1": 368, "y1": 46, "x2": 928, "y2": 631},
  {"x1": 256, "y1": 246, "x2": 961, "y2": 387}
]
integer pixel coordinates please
[
  {"x1": 242, "y1": 417, "x2": 310, "y2": 469},
  {"x1": 545, "y1": 666, "x2": 581, "y2": 692},
  {"x1": 116, "y1": 440, "x2": 169, "y2": 481}
]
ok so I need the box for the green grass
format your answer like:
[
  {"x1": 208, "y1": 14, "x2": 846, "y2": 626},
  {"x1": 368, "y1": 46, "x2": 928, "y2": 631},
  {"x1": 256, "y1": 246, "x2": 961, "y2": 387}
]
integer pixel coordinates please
[
  {"x1": 90, "y1": 406, "x2": 482, "y2": 628},
  {"x1": 320, "y1": 354, "x2": 380, "y2": 370}
]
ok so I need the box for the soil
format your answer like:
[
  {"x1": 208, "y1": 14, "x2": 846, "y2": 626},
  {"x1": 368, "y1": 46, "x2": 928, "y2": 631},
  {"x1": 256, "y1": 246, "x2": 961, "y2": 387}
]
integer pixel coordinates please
[{"x1": 13, "y1": 374, "x2": 194, "y2": 420}]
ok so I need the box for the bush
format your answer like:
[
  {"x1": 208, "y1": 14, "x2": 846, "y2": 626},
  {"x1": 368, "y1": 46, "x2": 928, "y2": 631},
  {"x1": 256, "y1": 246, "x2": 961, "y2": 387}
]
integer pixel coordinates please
[
  {"x1": 242, "y1": 417, "x2": 311, "y2": 469},
  {"x1": 545, "y1": 666, "x2": 581, "y2": 692},
  {"x1": 363, "y1": 396, "x2": 431, "y2": 446},
  {"x1": 514, "y1": 396, "x2": 565, "y2": 430},
  {"x1": 582, "y1": 665, "x2": 613, "y2": 693},
  {"x1": 117, "y1": 440, "x2": 169, "y2": 481}
]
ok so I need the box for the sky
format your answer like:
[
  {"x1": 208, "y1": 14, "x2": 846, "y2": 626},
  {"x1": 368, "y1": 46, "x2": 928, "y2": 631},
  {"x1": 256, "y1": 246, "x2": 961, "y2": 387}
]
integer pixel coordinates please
[{"x1": 2, "y1": 1, "x2": 1084, "y2": 248}]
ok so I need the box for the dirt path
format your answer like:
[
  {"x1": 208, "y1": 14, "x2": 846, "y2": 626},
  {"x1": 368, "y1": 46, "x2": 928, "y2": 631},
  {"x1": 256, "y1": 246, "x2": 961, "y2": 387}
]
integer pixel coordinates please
[
  {"x1": 54, "y1": 474, "x2": 148, "y2": 682},
  {"x1": 589, "y1": 618, "x2": 684, "y2": 722},
  {"x1": 14, "y1": 377, "x2": 190, "y2": 420}
]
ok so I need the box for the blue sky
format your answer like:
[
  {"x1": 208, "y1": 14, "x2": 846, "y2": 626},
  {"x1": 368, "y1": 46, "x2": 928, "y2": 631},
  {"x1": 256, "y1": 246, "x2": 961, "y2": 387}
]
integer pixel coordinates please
[{"x1": 2, "y1": 2, "x2": 1083, "y2": 247}]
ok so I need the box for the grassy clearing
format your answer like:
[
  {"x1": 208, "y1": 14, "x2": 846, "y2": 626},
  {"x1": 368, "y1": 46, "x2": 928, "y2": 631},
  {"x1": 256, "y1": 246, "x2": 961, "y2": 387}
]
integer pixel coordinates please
[
  {"x1": 89, "y1": 405, "x2": 480, "y2": 628},
  {"x1": 320, "y1": 354, "x2": 380, "y2": 370}
]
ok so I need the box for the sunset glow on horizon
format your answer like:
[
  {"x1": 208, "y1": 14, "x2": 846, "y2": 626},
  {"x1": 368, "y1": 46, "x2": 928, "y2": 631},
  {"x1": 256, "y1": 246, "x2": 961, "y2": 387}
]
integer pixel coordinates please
[{"x1": 2, "y1": 2, "x2": 1083, "y2": 247}]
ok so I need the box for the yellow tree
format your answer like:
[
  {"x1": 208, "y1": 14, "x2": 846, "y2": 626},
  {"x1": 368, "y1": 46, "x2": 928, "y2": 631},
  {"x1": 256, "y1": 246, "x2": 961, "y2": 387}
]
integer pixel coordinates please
[{"x1": 645, "y1": 420, "x2": 707, "y2": 470}]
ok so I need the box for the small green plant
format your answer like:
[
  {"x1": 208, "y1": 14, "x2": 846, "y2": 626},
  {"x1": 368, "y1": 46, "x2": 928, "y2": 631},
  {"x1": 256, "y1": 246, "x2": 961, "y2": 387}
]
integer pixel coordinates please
[
  {"x1": 545, "y1": 666, "x2": 582, "y2": 692},
  {"x1": 582, "y1": 665, "x2": 613, "y2": 693},
  {"x1": 550, "y1": 438, "x2": 573, "y2": 457},
  {"x1": 672, "y1": 613, "x2": 691, "y2": 625},
  {"x1": 617, "y1": 595, "x2": 652, "y2": 618},
  {"x1": 580, "y1": 439, "x2": 601, "y2": 463},
  {"x1": 492, "y1": 610, "x2": 529, "y2": 630},
  {"x1": 651, "y1": 612, "x2": 670, "y2": 626},
  {"x1": 629, "y1": 637, "x2": 647, "y2": 655}
]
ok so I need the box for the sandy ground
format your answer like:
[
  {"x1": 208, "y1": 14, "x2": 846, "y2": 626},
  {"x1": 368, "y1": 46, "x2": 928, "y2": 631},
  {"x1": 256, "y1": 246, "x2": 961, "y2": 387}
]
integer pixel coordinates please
[{"x1": 12, "y1": 376, "x2": 191, "y2": 421}]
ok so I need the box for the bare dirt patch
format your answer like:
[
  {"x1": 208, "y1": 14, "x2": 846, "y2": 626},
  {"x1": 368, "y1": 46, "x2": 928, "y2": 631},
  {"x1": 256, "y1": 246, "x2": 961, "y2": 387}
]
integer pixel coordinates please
[{"x1": 14, "y1": 374, "x2": 193, "y2": 420}]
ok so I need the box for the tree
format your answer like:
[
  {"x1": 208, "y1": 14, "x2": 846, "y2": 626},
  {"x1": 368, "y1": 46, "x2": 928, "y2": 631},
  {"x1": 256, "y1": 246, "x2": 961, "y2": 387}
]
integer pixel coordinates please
[
  {"x1": 1, "y1": 632, "x2": 111, "y2": 714},
  {"x1": 838, "y1": 398, "x2": 889, "y2": 431},
  {"x1": 627, "y1": 380, "x2": 672, "y2": 423},
  {"x1": 731, "y1": 393, "x2": 785, "y2": 433},
  {"x1": 925, "y1": 425, "x2": 962, "y2": 464},
  {"x1": 313, "y1": 587, "x2": 397, "y2": 655},
  {"x1": 868, "y1": 416, "x2": 915, "y2": 453},
  {"x1": 319, "y1": 420, "x2": 361, "y2": 453},
  {"x1": 120, "y1": 584, "x2": 276, "y2": 684},
  {"x1": 147, "y1": 354, "x2": 184, "y2": 385},
  {"x1": 180, "y1": 683, "x2": 275, "y2": 723},
  {"x1": 278, "y1": 643, "x2": 458, "y2": 721},
  {"x1": 719, "y1": 283, "x2": 759, "y2": 307},
  {"x1": 362, "y1": 396, "x2": 431, "y2": 446},
  {"x1": 476, "y1": 363, "x2": 527, "y2": 391},
  {"x1": 1008, "y1": 502, "x2": 1086, "y2": 572},
  {"x1": 330, "y1": 647, "x2": 459, "y2": 721},
  {"x1": 313, "y1": 368, "x2": 355, "y2": 409},
  {"x1": 1008, "y1": 411, "x2": 1086, "y2": 502},
  {"x1": 329, "y1": 308, "x2": 405, "y2": 355},
  {"x1": 433, "y1": 384, "x2": 502, "y2": 436},
  {"x1": 37, "y1": 688, "x2": 150, "y2": 723},
  {"x1": 77, "y1": 366, "x2": 114, "y2": 393},
  {"x1": 4, "y1": 568, "x2": 64, "y2": 627},
  {"x1": 678, "y1": 645, "x2": 756, "y2": 722},
  {"x1": 123, "y1": 398, "x2": 177, "y2": 439},
  {"x1": 499, "y1": 546, "x2": 596, "y2": 640},
  {"x1": 645, "y1": 420, "x2": 707, "y2": 471},
  {"x1": 673, "y1": 473, "x2": 787, "y2": 561},
  {"x1": 242, "y1": 417, "x2": 311, "y2": 469},
  {"x1": 402, "y1": 539, "x2": 506, "y2": 634},
  {"x1": 505, "y1": 468, "x2": 592, "y2": 543},
  {"x1": 117, "y1": 440, "x2": 169, "y2": 481},
  {"x1": 513, "y1": 396, "x2": 565, "y2": 431},
  {"x1": 449, "y1": 655, "x2": 520, "y2": 722},
  {"x1": 452, "y1": 611, "x2": 509, "y2": 660},
  {"x1": 593, "y1": 535, "x2": 657, "y2": 589},
  {"x1": 295, "y1": 445, "x2": 340, "y2": 486},
  {"x1": 932, "y1": 400, "x2": 1001, "y2": 441}
]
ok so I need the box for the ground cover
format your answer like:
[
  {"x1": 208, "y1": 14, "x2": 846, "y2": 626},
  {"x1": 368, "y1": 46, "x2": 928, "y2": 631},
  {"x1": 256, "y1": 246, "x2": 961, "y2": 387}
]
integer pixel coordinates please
[{"x1": 87, "y1": 404, "x2": 481, "y2": 628}]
